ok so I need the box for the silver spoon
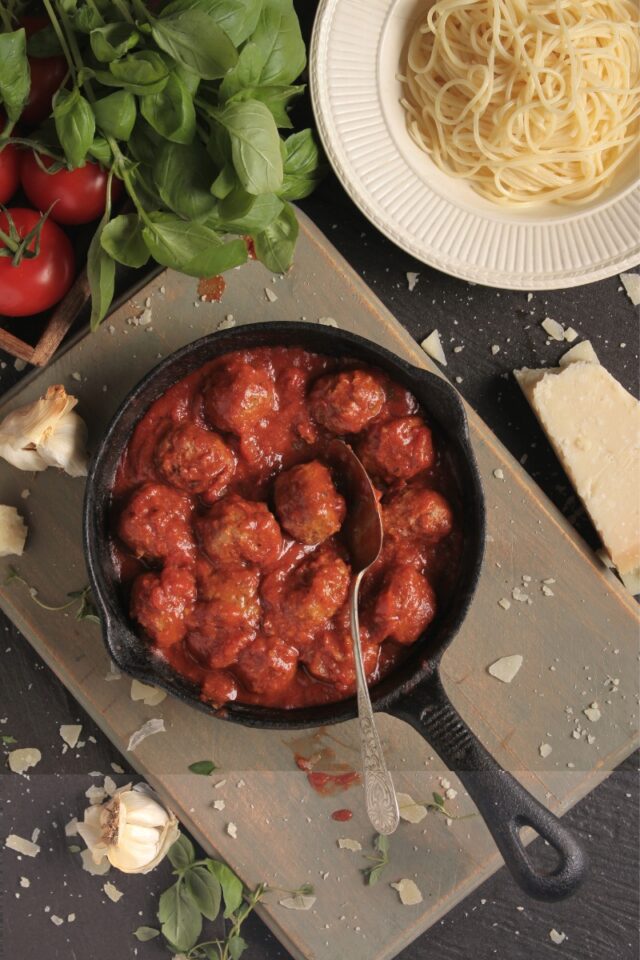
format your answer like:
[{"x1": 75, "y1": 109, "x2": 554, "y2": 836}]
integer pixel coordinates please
[{"x1": 327, "y1": 439, "x2": 400, "y2": 835}]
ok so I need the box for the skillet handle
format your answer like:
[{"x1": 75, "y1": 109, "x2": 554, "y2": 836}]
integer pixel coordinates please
[{"x1": 393, "y1": 671, "x2": 587, "y2": 901}]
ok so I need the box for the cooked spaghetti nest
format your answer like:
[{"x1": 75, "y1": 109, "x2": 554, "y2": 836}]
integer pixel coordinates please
[{"x1": 400, "y1": 0, "x2": 640, "y2": 205}]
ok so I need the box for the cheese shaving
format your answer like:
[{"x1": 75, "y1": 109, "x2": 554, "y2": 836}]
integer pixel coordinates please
[
  {"x1": 397, "y1": 793, "x2": 428, "y2": 823},
  {"x1": 488, "y1": 655, "x2": 523, "y2": 683},
  {"x1": 420, "y1": 330, "x2": 447, "y2": 366},
  {"x1": 391, "y1": 878, "x2": 423, "y2": 905}
]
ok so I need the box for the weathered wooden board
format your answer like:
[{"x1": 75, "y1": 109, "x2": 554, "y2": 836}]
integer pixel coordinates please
[{"x1": 0, "y1": 212, "x2": 637, "y2": 960}]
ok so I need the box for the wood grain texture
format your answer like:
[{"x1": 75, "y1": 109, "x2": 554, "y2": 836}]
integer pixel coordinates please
[{"x1": 0, "y1": 213, "x2": 637, "y2": 960}]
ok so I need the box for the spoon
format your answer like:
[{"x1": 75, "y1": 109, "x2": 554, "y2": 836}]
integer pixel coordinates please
[{"x1": 327, "y1": 439, "x2": 400, "y2": 835}]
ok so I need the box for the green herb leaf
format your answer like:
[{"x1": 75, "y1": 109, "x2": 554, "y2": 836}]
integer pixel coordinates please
[
  {"x1": 228, "y1": 935, "x2": 249, "y2": 960},
  {"x1": 230, "y1": 84, "x2": 305, "y2": 129},
  {"x1": 72, "y1": 4, "x2": 105, "y2": 33},
  {"x1": 90, "y1": 23, "x2": 140, "y2": 63},
  {"x1": 218, "y1": 42, "x2": 265, "y2": 101},
  {"x1": 432, "y1": 792, "x2": 445, "y2": 808},
  {"x1": 87, "y1": 203, "x2": 115, "y2": 331},
  {"x1": 143, "y1": 213, "x2": 248, "y2": 277},
  {"x1": 207, "y1": 860, "x2": 243, "y2": 918},
  {"x1": 365, "y1": 863, "x2": 384, "y2": 886},
  {"x1": 101, "y1": 214, "x2": 150, "y2": 268},
  {"x1": 141, "y1": 71, "x2": 196, "y2": 145},
  {"x1": 167, "y1": 833, "x2": 196, "y2": 870},
  {"x1": 153, "y1": 140, "x2": 218, "y2": 219},
  {"x1": 103, "y1": 51, "x2": 169, "y2": 96},
  {"x1": 279, "y1": 129, "x2": 323, "y2": 200},
  {"x1": 188, "y1": 760, "x2": 218, "y2": 776},
  {"x1": 374, "y1": 833, "x2": 389, "y2": 856},
  {"x1": 185, "y1": 864, "x2": 222, "y2": 921},
  {"x1": 217, "y1": 98, "x2": 283, "y2": 195},
  {"x1": 53, "y1": 88, "x2": 95, "y2": 169},
  {"x1": 162, "y1": 0, "x2": 262, "y2": 48},
  {"x1": 152, "y1": 10, "x2": 238, "y2": 80},
  {"x1": 253, "y1": 201, "x2": 298, "y2": 273},
  {"x1": 0, "y1": 29, "x2": 30, "y2": 124},
  {"x1": 1, "y1": 735, "x2": 17, "y2": 745},
  {"x1": 157, "y1": 879, "x2": 202, "y2": 952},
  {"x1": 93, "y1": 90, "x2": 136, "y2": 141},
  {"x1": 210, "y1": 164, "x2": 236, "y2": 200},
  {"x1": 133, "y1": 926, "x2": 160, "y2": 942},
  {"x1": 88, "y1": 137, "x2": 113, "y2": 166},
  {"x1": 249, "y1": 0, "x2": 306, "y2": 86},
  {"x1": 214, "y1": 192, "x2": 284, "y2": 233}
]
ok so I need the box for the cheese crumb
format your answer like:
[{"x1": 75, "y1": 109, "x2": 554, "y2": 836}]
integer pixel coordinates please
[
  {"x1": 406, "y1": 272, "x2": 419, "y2": 292},
  {"x1": 497, "y1": 598, "x2": 511, "y2": 610},
  {"x1": 493, "y1": 468, "x2": 505, "y2": 480},
  {"x1": 539, "y1": 743, "x2": 553, "y2": 758},
  {"x1": 583, "y1": 705, "x2": 601, "y2": 722},
  {"x1": 130, "y1": 679, "x2": 166, "y2": 706},
  {"x1": 488, "y1": 655, "x2": 523, "y2": 683},
  {"x1": 318, "y1": 316, "x2": 338, "y2": 327},
  {"x1": 391, "y1": 879, "x2": 423, "y2": 905},
  {"x1": 212, "y1": 799, "x2": 225, "y2": 811},
  {"x1": 541, "y1": 317, "x2": 565, "y2": 341},
  {"x1": 564, "y1": 327, "x2": 578, "y2": 343},
  {"x1": 226, "y1": 822, "x2": 238, "y2": 839},
  {"x1": 59, "y1": 725, "x2": 82, "y2": 749},
  {"x1": 5, "y1": 834, "x2": 40, "y2": 857},
  {"x1": 103, "y1": 881, "x2": 123, "y2": 903},
  {"x1": 620, "y1": 272, "x2": 640, "y2": 306},
  {"x1": 265, "y1": 287, "x2": 278, "y2": 302},
  {"x1": 420, "y1": 330, "x2": 447, "y2": 366},
  {"x1": 8, "y1": 747, "x2": 41, "y2": 775},
  {"x1": 337, "y1": 838, "x2": 362, "y2": 851},
  {"x1": 549, "y1": 929, "x2": 567, "y2": 945}
]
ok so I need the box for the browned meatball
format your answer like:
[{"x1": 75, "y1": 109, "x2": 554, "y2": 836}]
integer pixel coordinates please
[
  {"x1": 196, "y1": 494, "x2": 283, "y2": 567},
  {"x1": 119, "y1": 483, "x2": 194, "y2": 561},
  {"x1": 195, "y1": 559, "x2": 261, "y2": 626},
  {"x1": 357, "y1": 416, "x2": 434, "y2": 482},
  {"x1": 309, "y1": 369, "x2": 385, "y2": 435},
  {"x1": 130, "y1": 565, "x2": 196, "y2": 650},
  {"x1": 203, "y1": 358, "x2": 277, "y2": 436},
  {"x1": 236, "y1": 635, "x2": 298, "y2": 695},
  {"x1": 366, "y1": 565, "x2": 436, "y2": 645},
  {"x1": 302, "y1": 626, "x2": 379, "y2": 692},
  {"x1": 384, "y1": 486, "x2": 453, "y2": 543},
  {"x1": 185, "y1": 609, "x2": 255, "y2": 669},
  {"x1": 156, "y1": 422, "x2": 235, "y2": 497},
  {"x1": 274, "y1": 460, "x2": 346, "y2": 545},
  {"x1": 262, "y1": 545, "x2": 351, "y2": 646}
]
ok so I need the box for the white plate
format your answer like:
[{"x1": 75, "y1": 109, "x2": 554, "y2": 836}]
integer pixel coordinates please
[{"x1": 310, "y1": 0, "x2": 640, "y2": 289}]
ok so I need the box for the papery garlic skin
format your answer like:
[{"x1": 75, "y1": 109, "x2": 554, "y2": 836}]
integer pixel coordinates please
[
  {"x1": 0, "y1": 385, "x2": 89, "y2": 477},
  {"x1": 76, "y1": 782, "x2": 180, "y2": 875},
  {"x1": 0, "y1": 505, "x2": 28, "y2": 557}
]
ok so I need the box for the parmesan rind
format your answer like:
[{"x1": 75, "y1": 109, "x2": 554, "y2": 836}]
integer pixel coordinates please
[{"x1": 0, "y1": 506, "x2": 28, "y2": 557}]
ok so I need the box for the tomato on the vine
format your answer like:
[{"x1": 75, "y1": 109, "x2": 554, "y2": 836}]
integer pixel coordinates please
[
  {"x1": 0, "y1": 208, "x2": 75, "y2": 317},
  {"x1": 21, "y1": 153, "x2": 123, "y2": 225},
  {"x1": 0, "y1": 143, "x2": 21, "y2": 205}
]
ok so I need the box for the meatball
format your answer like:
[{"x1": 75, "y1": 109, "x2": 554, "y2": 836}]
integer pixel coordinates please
[
  {"x1": 195, "y1": 559, "x2": 261, "y2": 627},
  {"x1": 203, "y1": 358, "x2": 277, "y2": 436},
  {"x1": 384, "y1": 486, "x2": 453, "y2": 543},
  {"x1": 274, "y1": 460, "x2": 346, "y2": 545},
  {"x1": 196, "y1": 494, "x2": 283, "y2": 567},
  {"x1": 357, "y1": 416, "x2": 434, "y2": 483},
  {"x1": 200, "y1": 669, "x2": 238, "y2": 706},
  {"x1": 236, "y1": 635, "x2": 298, "y2": 695},
  {"x1": 302, "y1": 626, "x2": 379, "y2": 692},
  {"x1": 156, "y1": 422, "x2": 235, "y2": 497},
  {"x1": 262, "y1": 545, "x2": 351, "y2": 644},
  {"x1": 130, "y1": 564, "x2": 196, "y2": 650},
  {"x1": 185, "y1": 608, "x2": 255, "y2": 669},
  {"x1": 366, "y1": 565, "x2": 436, "y2": 644},
  {"x1": 119, "y1": 483, "x2": 194, "y2": 561},
  {"x1": 309, "y1": 369, "x2": 385, "y2": 435}
]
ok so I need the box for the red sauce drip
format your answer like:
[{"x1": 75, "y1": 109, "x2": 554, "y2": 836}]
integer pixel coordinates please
[
  {"x1": 197, "y1": 275, "x2": 226, "y2": 302},
  {"x1": 331, "y1": 808, "x2": 353, "y2": 821},
  {"x1": 307, "y1": 771, "x2": 361, "y2": 796},
  {"x1": 244, "y1": 236, "x2": 256, "y2": 259}
]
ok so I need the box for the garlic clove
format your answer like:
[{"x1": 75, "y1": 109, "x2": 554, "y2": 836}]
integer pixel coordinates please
[
  {"x1": 119, "y1": 822, "x2": 164, "y2": 848},
  {"x1": 108, "y1": 837, "x2": 160, "y2": 872},
  {"x1": 120, "y1": 790, "x2": 171, "y2": 828},
  {"x1": 0, "y1": 385, "x2": 88, "y2": 478},
  {"x1": 36, "y1": 411, "x2": 89, "y2": 477}
]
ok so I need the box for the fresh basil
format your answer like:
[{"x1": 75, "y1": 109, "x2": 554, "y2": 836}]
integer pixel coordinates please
[
  {"x1": 249, "y1": 0, "x2": 306, "y2": 86},
  {"x1": 217, "y1": 98, "x2": 283, "y2": 195},
  {"x1": 132, "y1": 926, "x2": 160, "y2": 942},
  {"x1": 153, "y1": 140, "x2": 217, "y2": 219},
  {"x1": 167, "y1": 833, "x2": 196, "y2": 870},
  {"x1": 207, "y1": 860, "x2": 244, "y2": 918},
  {"x1": 87, "y1": 208, "x2": 116, "y2": 331},
  {"x1": 88, "y1": 137, "x2": 113, "y2": 165},
  {"x1": 152, "y1": 10, "x2": 238, "y2": 80},
  {"x1": 141, "y1": 71, "x2": 196, "y2": 145},
  {"x1": 228, "y1": 936, "x2": 249, "y2": 960},
  {"x1": 210, "y1": 164, "x2": 236, "y2": 199},
  {"x1": 161, "y1": 0, "x2": 263, "y2": 47},
  {"x1": 101, "y1": 214, "x2": 150, "y2": 268},
  {"x1": 219, "y1": 185, "x2": 255, "y2": 221},
  {"x1": 279, "y1": 128, "x2": 323, "y2": 200},
  {"x1": 187, "y1": 759, "x2": 218, "y2": 775},
  {"x1": 185, "y1": 865, "x2": 222, "y2": 921},
  {"x1": 142, "y1": 213, "x2": 248, "y2": 277},
  {"x1": 229, "y1": 83, "x2": 305, "y2": 129},
  {"x1": 93, "y1": 90, "x2": 136, "y2": 141},
  {"x1": 158, "y1": 880, "x2": 202, "y2": 953},
  {"x1": 206, "y1": 192, "x2": 284, "y2": 233},
  {"x1": 253, "y1": 201, "x2": 298, "y2": 272},
  {"x1": 53, "y1": 88, "x2": 95, "y2": 169},
  {"x1": 0, "y1": 29, "x2": 30, "y2": 124},
  {"x1": 90, "y1": 23, "x2": 140, "y2": 63},
  {"x1": 104, "y1": 51, "x2": 169, "y2": 96},
  {"x1": 218, "y1": 42, "x2": 265, "y2": 100}
]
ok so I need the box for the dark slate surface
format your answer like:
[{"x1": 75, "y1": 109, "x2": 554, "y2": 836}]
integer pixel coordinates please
[{"x1": 1, "y1": 3, "x2": 638, "y2": 955}]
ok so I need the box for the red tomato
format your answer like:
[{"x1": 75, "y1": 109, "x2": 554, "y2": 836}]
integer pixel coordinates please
[
  {"x1": 21, "y1": 55, "x2": 67, "y2": 126},
  {"x1": 0, "y1": 143, "x2": 21, "y2": 204},
  {"x1": 21, "y1": 152, "x2": 122, "y2": 225},
  {"x1": 0, "y1": 208, "x2": 75, "y2": 316}
]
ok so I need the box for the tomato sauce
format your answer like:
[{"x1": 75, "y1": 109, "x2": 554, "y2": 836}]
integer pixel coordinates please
[{"x1": 110, "y1": 346, "x2": 462, "y2": 710}]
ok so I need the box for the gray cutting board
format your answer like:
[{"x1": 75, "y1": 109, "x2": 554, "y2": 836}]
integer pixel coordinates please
[{"x1": 0, "y1": 212, "x2": 638, "y2": 960}]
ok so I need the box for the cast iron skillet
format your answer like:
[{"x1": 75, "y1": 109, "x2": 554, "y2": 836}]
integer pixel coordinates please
[{"x1": 84, "y1": 322, "x2": 586, "y2": 901}]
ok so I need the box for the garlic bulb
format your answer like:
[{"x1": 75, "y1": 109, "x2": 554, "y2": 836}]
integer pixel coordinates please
[
  {"x1": 0, "y1": 385, "x2": 89, "y2": 476},
  {"x1": 76, "y1": 782, "x2": 180, "y2": 874}
]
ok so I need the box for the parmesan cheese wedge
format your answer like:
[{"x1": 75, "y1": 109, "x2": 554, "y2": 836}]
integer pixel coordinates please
[{"x1": 514, "y1": 361, "x2": 640, "y2": 588}]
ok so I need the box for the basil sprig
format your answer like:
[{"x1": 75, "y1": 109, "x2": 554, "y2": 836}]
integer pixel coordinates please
[{"x1": 0, "y1": 0, "x2": 324, "y2": 326}]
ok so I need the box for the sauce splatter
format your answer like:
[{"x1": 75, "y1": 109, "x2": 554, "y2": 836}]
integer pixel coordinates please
[
  {"x1": 307, "y1": 771, "x2": 360, "y2": 796},
  {"x1": 197, "y1": 275, "x2": 226, "y2": 302},
  {"x1": 331, "y1": 808, "x2": 353, "y2": 821},
  {"x1": 244, "y1": 236, "x2": 256, "y2": 259}
]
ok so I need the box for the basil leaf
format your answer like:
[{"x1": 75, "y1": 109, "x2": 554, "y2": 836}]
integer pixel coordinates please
[
  {"x1": 87, "y1": 210, "x2": 116, "y2": 331},
  {"x1": 210, "y1": 164, "x2": 236, "y2": 200},
  {"x1": 0, "y1": 29, "x2": 30, "y2": 123},
  {"x1": 217, "y1": 99, "x2": 283, "y2": 195},
  {"x1": 141, "y1": 71, "x2": 195, "y2": 145},
  {"x1": 174, "y1": 63, "x2": 200, "y2": 97},
  {"x1": 161, "y1": 0, "x2": 262, "y2": 46},
  {"x1": 101, "y1": 214, "x2": 150, "y2": 268},
  {"x1": 73, "y1": 4, "x2": 105, "y2": 33},
  {"x1": 90, "y1": 23, "x2": 140, "y2": 63},
  {"x1": 143, "y1": 213, "x2": 248, "y2": 277},
  {"x1": 375, "y1": 833, "x2": 389, "y2": 855},
  {"x1": 249, "y1": 0, "x2": 305, "y2": 86},
  {"x1": 104, "y1": 51, "x2": 169, "y2": 96},
  {"x1": 133, "y1": 926, "x2": 160, "y2": 942},
  {"x1": 167, "y1": 833, "x2": 195, "y2": 870},
  {"x1": 93, "y1": 90, "x2": 136, "y2": 141},
  {"x1": 153, "y1": 141, "x2": 217, "y2": 219},
  {"x1": 152, "y1": 10, "x2": 237, "y2": 80},
  {"x1": 206, "y1": 861, "x2": 243, "y2": 918},
  {"x1": 128, "y1": 118, "x2": 162, "y2": 166},
  {"x1": 185, "y1": 865, "x2": 222, "y2": 921},
  {"x1": 157, "y1": 879, "x2": 202, "y2": 953},
  {"x1": 206, "y1": 192, "x2": 283, "y2": 233},
  {"x1": 253, "y1": 201, "x2": 298, "y2": 273},
  {"x1": 218, "y1": 42, "x2": 265, "y2": 101},
  {"x1": 219, "y1": 186, "x2": 255, "y2": 221},
  {"x1": 88, "y1": 137, "x2": 113, "y2": 165},
  {"x1": 229, "y1": 83, "x2": 304, "y2": 129},
  {"x1": 53, "y1": 88, "x2": 95, "y2": 169},
  {"x1": 279, "y1": 128, "x2": 323, "y2": 200},
  {"x1": 188, "y1": 759, "x2": 217, "y2": 775},
  {"x1": 27, "y1": 25, "x2": 63, "y2": 58},
  {"x1": 228, "y1": 935, "x2": 248, "y2": 960}
]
